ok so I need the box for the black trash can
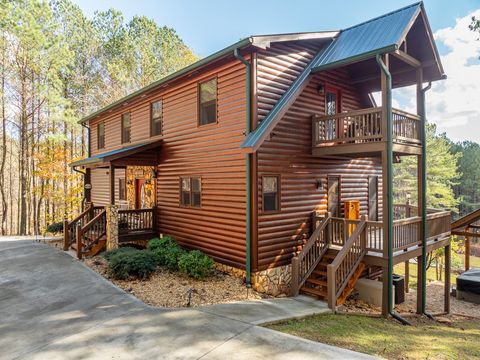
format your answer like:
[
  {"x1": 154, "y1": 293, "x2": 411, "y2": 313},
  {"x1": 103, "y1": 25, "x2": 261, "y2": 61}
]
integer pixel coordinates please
[{"x1": 393, "y1": 274, "x2": 405, "y2": 304}]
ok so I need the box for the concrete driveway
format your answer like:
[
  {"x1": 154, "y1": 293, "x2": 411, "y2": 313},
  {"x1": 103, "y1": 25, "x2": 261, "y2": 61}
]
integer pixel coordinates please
[{"x1": 0, "y1": 239, "x2": 375, "y2": 360}]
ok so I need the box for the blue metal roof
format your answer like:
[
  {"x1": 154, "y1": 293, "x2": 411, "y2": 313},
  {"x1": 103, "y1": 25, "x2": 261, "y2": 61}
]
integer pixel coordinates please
[{"x1": 311, "y1": 2, "x2": 422, "y2": 72}]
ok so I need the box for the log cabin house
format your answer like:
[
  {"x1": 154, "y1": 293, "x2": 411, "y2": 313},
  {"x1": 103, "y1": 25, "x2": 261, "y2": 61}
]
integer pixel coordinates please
[{"x1": 67, "y1": 2, "x2": 453, "y2": 316}]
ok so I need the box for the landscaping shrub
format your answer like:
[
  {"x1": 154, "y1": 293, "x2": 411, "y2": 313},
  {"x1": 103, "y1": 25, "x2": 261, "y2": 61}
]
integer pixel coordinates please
[
  {"x1": 164, "y1": 246, "x2": 187, "y2": 272},
  {"x1": 46, "y1": 221, "x2": 63, "y2": 234},
  {"x1": 107, "y1": 249, "x2": 157, "y2": 280},
  {"x1": 102, "y1": 246, "x2": 138, "y2": 262},
  {"x1": 178, "y1": 250, "x2": 214, "y2": 280},
  {"x1": 147, "y1": 236, "x2": 177, "y2": 251}
]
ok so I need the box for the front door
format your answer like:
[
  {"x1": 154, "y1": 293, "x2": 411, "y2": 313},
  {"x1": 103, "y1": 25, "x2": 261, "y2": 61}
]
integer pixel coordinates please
[
  {"x1": 368, "y1": 176, "x2": 378, "y2": 221},
  {"x1": 327, "y1": 176, "x2": 341, "y2": 217},
  {"x1": 135, "y1": 179, "x2": 146, "y2": 209}
]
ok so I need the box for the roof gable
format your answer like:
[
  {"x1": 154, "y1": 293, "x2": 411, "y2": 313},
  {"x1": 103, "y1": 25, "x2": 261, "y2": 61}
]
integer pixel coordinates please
[{"x1": 311, "y1": 2, "x2": 421, "y2": 72}]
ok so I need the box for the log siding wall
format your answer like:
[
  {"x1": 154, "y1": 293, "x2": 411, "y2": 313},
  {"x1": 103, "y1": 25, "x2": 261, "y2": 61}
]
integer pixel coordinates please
[
  {"x1": 88, "y1": 56, "x2": 249, "y2": 268},
  {"x1": 256, "y1": 68, "x2": 383, "y2": 270}
]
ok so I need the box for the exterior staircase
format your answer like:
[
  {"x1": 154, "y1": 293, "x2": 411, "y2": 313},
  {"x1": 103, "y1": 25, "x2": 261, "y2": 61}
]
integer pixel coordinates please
[
  {"x1": 300, "y1": 249, "x2": 337, "y2": 299},
  {"x1": 291, "y1": 213, "x2": 368, "y2": 309}
]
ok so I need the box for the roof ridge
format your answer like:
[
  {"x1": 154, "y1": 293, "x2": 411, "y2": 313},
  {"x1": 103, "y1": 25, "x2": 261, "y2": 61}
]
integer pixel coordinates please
[{"x1": 340, "y1": 1, "x2": 422, "y2": 33}]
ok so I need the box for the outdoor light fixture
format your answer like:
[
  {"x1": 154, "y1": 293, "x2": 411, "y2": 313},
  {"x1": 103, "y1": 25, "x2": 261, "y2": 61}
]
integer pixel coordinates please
[
  {"x1": 316, "y1": 179, "x2": 323, "y2": 190},
  {"x1": 317, "y1": 83, "x2": 325, "y2": 95},
  {"x1": 151, "y1": 169, "x2": 158, "y2": 179}
]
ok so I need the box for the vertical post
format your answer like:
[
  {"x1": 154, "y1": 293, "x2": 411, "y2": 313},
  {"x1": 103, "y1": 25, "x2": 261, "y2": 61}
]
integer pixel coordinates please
[
  {"x1": 405, "y1": 260, "x2": 410, "y2": 293},
  {"x1": 63, "y1": 218, "x2": 69, "y2": 251},
  {"x1": 416, "y1": 66, "x2": 427, "y2": 315},
  {"x1": 105, "y1": 205, "x2": 119, "y2": 251},
  {"x1": 109, "y1": 164, "x2": 115, "y2": 205},
  {"x1": 406, "y1": 198, "x2": 411, "y2": 218},
  {"x1": 327, "y1": 263, "x2": 335, "y2": 310},
  {"x1": 416, "y1": 255, "x2": 423, "y2": 313},
  {"x1": 76, "y1": 224, "x2": 82, "y2": 260},
  {"x1": 465, "y1": 228, "x2": 470, "y2": 271},
  {"x1": 444, "y1": 243, "x2": 451, "y2": 314}
]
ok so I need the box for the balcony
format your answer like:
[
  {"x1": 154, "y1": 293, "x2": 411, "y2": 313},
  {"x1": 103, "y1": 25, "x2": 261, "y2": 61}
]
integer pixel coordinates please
[{"x1": 312, "y1": 107, "x2": 422, "y2": 156}]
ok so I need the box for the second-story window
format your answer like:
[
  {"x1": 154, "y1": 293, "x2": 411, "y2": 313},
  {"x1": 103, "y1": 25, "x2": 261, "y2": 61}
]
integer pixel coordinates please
[
  {"x1": 121, "y1": 113, "x2": 131, "y2": 144},
  {"x1": 199, "y1": 78, "x2": 217, "y2": 125},
  {"x1": 97, "y1": 122, "x2": 105, "y2": 149},
  {"x1": 151, "y1": 100, "x2": 163, "y2": 136}
]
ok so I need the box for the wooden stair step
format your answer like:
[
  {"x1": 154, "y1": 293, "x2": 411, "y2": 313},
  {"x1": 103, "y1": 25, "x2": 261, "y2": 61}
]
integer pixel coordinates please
[
  {"x1": 312, "y1": 269, "x2": 327, "y2": 276},
  {"x1": 306, "y1": 278, "x2": 327, "y2": 286},
  {"x1": 323, "y1": 253, "x2": 337, "y2": 259},
  {"x1": 300, "y1": 286, "x2": 327, "y2": 298}
]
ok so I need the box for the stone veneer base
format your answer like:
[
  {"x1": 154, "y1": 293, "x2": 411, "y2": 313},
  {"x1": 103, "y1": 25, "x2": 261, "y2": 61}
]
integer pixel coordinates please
[{"x1": 215, "y1": 262, "x2": 292, "y2": 297}]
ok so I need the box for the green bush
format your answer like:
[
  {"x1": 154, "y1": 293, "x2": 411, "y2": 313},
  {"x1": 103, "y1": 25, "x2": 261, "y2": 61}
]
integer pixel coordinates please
[
  {"x1": 147, "y1": 236, "x2": 177, "y2": 251},
  {"x1": 46, "y1": 221, "x2": 63, "y2": 234},
  {"x1": 102, "y1": 246, "x2": 138, "y2": 262},
  {"x1": 178, "y1": 250, "x2": 214, "y2": 280},
  {"x1": 107, "y1": 250, "x2": 157, "y2": 280},
  {"x1": 164, "y1": 246, "x2": 187, "y2": 272}
]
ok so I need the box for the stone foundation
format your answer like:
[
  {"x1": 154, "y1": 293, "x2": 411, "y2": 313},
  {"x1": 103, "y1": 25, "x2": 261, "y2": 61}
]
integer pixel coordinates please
[
  {"x1": 105, "y1": 205, "x2": 119, "y2": 250},
  {"x1": 215, "y1": 262, "x2": 292, "y2": 297}
]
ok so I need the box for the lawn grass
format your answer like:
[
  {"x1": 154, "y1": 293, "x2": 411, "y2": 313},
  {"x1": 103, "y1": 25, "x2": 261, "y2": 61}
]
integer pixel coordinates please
[{"x1": 268, "y1": 313, "x2": 480, "y2": 360}]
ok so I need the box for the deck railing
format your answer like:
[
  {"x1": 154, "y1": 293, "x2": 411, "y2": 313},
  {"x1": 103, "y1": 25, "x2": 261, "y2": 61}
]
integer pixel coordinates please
[
  {"x1": 327, "y1": 216, "x2": 367, "y2": 308},
  {"x1": 118, "y1": 208, "x2": 156, "y2": 233},
  {"x1": 291, "y1": 213, "x2": 331, "y2": 296},
  {"x1": 312, "y1": 107, "x2": 421, "y2": 147}
]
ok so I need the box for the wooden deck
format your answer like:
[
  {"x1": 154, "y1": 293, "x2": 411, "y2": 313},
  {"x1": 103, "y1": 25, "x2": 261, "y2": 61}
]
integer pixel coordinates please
[{"x1": 312, "y1": 107, "x2": 422, "y2": 156}]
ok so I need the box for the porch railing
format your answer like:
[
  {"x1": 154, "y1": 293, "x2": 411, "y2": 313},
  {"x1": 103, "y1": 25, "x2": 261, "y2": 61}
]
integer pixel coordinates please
[
  {"x1": 118, "y1": 208, "x2": 156, "y2": 233},
  {"x1": 75, "y1": 209, "x2": 106, "y2": 259},
  {"x1": 312, "y1": 107, "x2": 421, "y2": 147},
  {"x1": 291, "y1": 213, "x2": 332, "y2": 296},
  {"x1": 63, "y1": 205, "x2": 105, "y2": 251},
  {"x1": 327, "y1": 216, "x2": 367, "y2": 308}
]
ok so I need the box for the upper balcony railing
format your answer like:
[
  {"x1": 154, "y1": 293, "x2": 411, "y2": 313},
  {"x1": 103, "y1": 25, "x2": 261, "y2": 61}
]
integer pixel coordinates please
[{"x1": 312, "y1": 107, "x2": 421, "y2": 148}]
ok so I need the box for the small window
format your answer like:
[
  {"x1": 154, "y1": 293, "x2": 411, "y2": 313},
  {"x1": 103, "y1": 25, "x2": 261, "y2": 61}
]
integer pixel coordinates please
[
  {"x1": 151, "y1": 100, "x2": 163, "y2": 136},
  {"x1": 263, "y1": 176, "x2": 279, "y2": 212},
  {"x1": 121, "y1": 113, "x2": 131, "y2": 143},
  {"x1": 198, "y1": 78, "x2": 217, "y2": 125},
  {"x1": 180, "y1": 177, "x2": 201, "y2": 207},
  {"x1": 97, "y1": 122, "x2": 105, "y2": 149},
  {"x1": 118, "y1": 178, "x2": 126, "y2": 201}
]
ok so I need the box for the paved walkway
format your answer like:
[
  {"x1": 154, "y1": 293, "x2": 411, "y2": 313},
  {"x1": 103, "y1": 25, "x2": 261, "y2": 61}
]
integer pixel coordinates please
[{"x1": 0, "y1": 239, "x2": 376, "y2": 360}]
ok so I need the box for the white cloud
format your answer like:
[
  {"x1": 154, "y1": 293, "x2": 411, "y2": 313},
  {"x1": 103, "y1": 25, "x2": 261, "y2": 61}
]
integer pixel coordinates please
[
  {"x1": 425, "y1": 9, "x2": 480, "y2": 142},
  {"x1": 374, "y1": 10, "x2": 480, "y2": 143}
]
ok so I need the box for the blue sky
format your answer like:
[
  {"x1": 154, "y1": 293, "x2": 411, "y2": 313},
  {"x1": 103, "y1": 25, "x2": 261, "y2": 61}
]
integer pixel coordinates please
[
  {"x1": 74, "y1": 0, "x2": 478, "y2": 56},
  {"x1": 73, "y1": 0, "x2": 480, "y2": 143}
]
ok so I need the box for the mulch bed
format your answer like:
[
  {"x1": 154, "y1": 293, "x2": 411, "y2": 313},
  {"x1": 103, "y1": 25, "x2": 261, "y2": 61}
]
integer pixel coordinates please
[{"x1": 83, "y1": 256, "x2": 270, "y2": 308}]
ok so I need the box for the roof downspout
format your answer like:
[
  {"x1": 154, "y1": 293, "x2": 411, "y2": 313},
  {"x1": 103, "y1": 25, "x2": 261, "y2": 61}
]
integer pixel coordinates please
[
  {"x1": 234, "y1": 48, "x2": 252, "y2": 287},
  {"x1": 77, "y1": 122, "x2": 91, "y2": 211},
  {"x1": 376, "y1": 54, "x2": 410, "y2": 325},
  {"x1": 421, "y1": 81, "x2": 433, "y2": 319}
]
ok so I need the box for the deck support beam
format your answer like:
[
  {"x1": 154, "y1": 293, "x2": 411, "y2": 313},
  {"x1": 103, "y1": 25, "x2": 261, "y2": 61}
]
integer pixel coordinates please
[{"x1": 444, "y1": 243, "x2": 451, "y2": 314}]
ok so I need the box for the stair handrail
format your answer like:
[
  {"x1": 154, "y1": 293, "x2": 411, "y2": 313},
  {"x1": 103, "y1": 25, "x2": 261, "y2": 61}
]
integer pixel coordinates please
[
  {"x1": 76, "y1": 209, "x2": 106, "y2": 259},
  {"x1": 63, "y1": 205, "x2": 93, "y2": 251},
  {"x1": 327, "y1": 215, "x2": 368, "y2": 309},
  {"x1": 291, "y1": 213, "x2": 332, "y2": 296}
]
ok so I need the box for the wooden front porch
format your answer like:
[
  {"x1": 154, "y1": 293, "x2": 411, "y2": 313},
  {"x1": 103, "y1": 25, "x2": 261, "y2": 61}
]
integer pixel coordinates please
[
  {"x1": 312, "y1": 107, "x2": 422, "y2": 157},
  {"x1": 63, "y1": 205, "x2": 158, "y2": 258}
]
